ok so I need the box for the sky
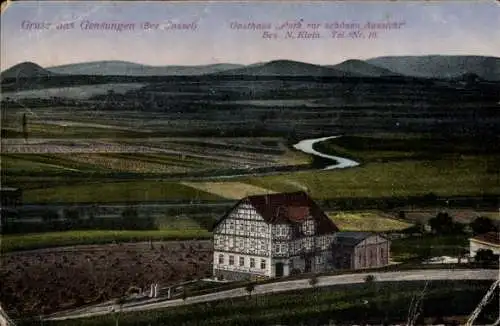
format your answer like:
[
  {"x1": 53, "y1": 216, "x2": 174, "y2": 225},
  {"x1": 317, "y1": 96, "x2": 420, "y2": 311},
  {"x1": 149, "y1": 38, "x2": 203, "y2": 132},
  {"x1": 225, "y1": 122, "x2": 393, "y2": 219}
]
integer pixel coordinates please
[{"x1": 1, "y1": 1, "x2": 499, "y2": 70}]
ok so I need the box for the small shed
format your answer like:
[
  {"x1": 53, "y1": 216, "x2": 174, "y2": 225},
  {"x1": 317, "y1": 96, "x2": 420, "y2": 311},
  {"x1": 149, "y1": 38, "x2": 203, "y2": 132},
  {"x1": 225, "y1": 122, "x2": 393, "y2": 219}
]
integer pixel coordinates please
[
  {"x1": 332, "y1": 232, "x2": 390, "y2": 270},
  {"x1": 469, "y1": 232, "x2": 500, "y2": 257}
]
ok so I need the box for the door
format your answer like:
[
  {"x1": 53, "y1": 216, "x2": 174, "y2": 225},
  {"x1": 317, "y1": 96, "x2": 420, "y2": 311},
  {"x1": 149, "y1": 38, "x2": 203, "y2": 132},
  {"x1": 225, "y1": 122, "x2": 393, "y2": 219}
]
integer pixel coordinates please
[
  {"x1": 305, "y1": 258, "x2": 312, "y2": 272},
  {"x1": 275, "y1": 262, "x2": 284, "y2": 277}
]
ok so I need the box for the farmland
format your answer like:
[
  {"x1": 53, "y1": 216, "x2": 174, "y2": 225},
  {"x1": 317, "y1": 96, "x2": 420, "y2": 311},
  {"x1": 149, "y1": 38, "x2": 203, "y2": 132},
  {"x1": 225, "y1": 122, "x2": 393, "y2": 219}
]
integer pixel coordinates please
[
  {"x1": 5, "y1": 138, "x2": 498, "y2": 203},
  {"x1": 2, "y1": 75, "x2": 499, "y2": 203},
  {"x1": 29, "y1": 280, "x2": 498, "y2": 326},
  {"x1": 1, "y1": 83, "x2": 146, "y2": 100},
  {"x1": 0, "y1": 240, "x2": 213, "y2": 318}
]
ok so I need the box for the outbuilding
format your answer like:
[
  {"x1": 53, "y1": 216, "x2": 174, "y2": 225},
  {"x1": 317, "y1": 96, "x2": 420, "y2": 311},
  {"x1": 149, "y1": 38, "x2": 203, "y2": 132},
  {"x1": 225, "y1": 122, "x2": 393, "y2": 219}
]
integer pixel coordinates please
[
  {"x1": 332, "y1": 232, "x2": 390, "y2": 270},
  {"x1": 469, "y1": 232, "x2": 500, "y2": 257}
]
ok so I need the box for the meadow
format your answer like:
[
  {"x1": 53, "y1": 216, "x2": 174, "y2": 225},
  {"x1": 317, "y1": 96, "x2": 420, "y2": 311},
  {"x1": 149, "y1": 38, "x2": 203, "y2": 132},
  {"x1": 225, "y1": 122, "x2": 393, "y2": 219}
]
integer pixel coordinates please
[
  {"x1": 242, "y1": 156, "x2": 498, "y2": 199},
  {"x1": 26, "y1": 280, "x2": 498, "y2": 326},
  {"x1": 327, "y1": 212, "x2": 412, "y2": 232}
]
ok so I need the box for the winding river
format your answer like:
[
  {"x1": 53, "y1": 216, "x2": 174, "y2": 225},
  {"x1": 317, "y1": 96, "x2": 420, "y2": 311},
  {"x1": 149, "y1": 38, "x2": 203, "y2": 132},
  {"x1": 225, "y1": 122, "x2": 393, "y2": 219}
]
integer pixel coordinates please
[{"x1": 293, "y1": 136, "x2": 360, "y2": 170}]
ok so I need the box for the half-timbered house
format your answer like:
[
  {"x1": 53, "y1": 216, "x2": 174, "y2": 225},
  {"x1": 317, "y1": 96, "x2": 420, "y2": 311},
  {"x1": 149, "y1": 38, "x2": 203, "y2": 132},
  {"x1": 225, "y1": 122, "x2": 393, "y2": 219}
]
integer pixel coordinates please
[{"x1": 212, "y1": 191, "x2": 339, "y2": 280}]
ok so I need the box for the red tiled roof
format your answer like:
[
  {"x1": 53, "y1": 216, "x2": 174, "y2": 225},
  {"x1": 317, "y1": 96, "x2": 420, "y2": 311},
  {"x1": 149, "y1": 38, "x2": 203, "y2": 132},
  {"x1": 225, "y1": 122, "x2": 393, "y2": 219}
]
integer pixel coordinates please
[
  {"x1": 214, "y1": 191, "x2": 338, "y2": 235},
  {"x1": 471, "y1": 232, "x2": 500, "y2": 245}
]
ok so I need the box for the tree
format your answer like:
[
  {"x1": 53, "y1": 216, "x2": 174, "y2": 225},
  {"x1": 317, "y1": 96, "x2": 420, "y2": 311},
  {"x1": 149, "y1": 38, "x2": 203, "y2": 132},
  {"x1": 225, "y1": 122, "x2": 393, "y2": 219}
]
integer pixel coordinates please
[
  {"x1": 113, "y1": 296, "x2": 127, "y2": 326},
  {"x1": 22, "y1": 113, "x2": 28, "y2": 142},
  {"x1": 470, "y1": 217, "x2": 498, "y2": 235},
  {"x1": 428, "y1": 212, "x2": 454, "y2": 235},
  {"x1": 63, "y1": 208, "x2": 80, "y2": 221},
  {"x1": 41, "y1": 210, "x2": 59, "y2": 222},
  {"x1": 309, "y1": 274, "x2": 318, "y2": 287},
  {"x1": 364, "y1": 274, "x2": 376, "y2": 283},
  {"x1": 475, "y1": 249, "x2": 499, "y2": 267},
  {"x1": 181, "y1": 288, "x2": 189, "y2": 301},
  {"x1": 245, "y1": 283, "x2": 255, "y2": 300},
  {"x1": 121, "y1": 207, "x2": 138, "y2": 229},
  {"x1": 423, "y1": 192, "x2": 438, "y2": 204}
]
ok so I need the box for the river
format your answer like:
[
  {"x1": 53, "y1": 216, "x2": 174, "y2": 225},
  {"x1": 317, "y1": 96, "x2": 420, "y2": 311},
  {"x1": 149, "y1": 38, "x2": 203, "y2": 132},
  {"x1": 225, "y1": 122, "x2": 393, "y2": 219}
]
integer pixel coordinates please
[{"x1": 293, "y1": 136, "x2": 360, "y2": 170}]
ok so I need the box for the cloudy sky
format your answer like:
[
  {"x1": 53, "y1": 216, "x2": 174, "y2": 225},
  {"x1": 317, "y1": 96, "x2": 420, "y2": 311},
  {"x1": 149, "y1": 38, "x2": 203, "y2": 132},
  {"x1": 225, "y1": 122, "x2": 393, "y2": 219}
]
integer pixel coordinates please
[{"x1": 1, "y1": 1, "x2": 499, "y2": 70}]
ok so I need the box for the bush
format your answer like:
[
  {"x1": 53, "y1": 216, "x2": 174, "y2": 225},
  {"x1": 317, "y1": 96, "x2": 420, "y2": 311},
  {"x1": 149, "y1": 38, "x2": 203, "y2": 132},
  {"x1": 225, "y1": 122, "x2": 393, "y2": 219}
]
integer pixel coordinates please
[
  {"x1": 470, "y1": 217, "x2": 498, "y2": 235},
  {"x1": 475, "y1": 249, "x2": 499, "y2": 267},
  {"x1": 364, "y1": 274, "x2": 376, "y2": 283},
  {"x1": 309, "y1": 275, "x2": 318, "y2": 287},
  {"x1": 429, "y1": 212, "x2": 458, "y2": 235}
]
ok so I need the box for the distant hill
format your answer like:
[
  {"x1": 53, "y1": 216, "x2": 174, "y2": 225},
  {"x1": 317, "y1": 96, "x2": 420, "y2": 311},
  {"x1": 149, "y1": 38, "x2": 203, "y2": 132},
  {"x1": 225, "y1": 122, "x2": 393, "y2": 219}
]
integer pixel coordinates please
[
  {"x1": 215, "y1": 60, "x2": 357, "y2": 77},
  {"x1": 47, "y1": 61, "x2": 244, "y2": 76},
  {"x1": 1, "y1": 62, "x2": 53, "y2": 80},
  {"x1": 328, "y1": 59, "x2": 399, "y2": 77},
  {"x1": 365, "y1": 55, "x2": 500, "y2": 81}
]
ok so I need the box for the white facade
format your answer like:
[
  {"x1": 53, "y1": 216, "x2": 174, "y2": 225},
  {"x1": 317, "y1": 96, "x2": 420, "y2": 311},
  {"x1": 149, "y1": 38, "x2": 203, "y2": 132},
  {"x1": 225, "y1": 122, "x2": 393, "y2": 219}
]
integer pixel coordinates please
[
  {"x1": 213, "y1": 202, "x2": 274, "y2": 278},
  {"x1": 213, "y1": 200, "x2": 336, "y2": 280}
]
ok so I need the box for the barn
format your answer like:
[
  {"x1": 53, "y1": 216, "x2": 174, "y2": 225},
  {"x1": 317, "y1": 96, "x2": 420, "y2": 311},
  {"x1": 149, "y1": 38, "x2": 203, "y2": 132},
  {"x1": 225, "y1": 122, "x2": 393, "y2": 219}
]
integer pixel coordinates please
[{"x1": 332, "y1": 232, "x2": 390, "y2": 270}]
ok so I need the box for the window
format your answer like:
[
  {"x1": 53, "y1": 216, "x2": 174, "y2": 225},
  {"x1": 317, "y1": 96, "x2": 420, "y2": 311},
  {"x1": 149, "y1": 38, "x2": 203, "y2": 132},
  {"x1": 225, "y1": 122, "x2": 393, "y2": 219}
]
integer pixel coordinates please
[
  {"x1": 250, "y1": 258, "x2": 255, "y2": 268},
  {"x1": 381, "y1": 248, "x2": 385, "y2": 258},
  {"x1": 239, "y1": 256, "x2": 245, "y2": 266},
  {"x1": 229, "y1": 255, "x2": 234, "y2": 265},
  {"x1": 218, "y1": 254, "x2": 224, "y2": 265},
  {"x1": 303, "y1": 219, "x2": 315, "y2": 235},
  {"x1": 261, "y1": 259, "x2": 266, "y2": 270}
]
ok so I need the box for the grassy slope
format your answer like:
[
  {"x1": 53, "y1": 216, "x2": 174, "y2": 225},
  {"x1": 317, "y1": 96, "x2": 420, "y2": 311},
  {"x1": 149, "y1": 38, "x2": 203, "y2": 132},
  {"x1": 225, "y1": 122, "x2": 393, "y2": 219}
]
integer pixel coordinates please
[
  {"x1": 22, "y1": 181, "x2": 224, "y2": 203},
  {"x1": 34, "y1": 280, "x2": 497, "y2": 326},
  {"x1": 243, "y1": 157, "x2": 497, "y2": 198}
]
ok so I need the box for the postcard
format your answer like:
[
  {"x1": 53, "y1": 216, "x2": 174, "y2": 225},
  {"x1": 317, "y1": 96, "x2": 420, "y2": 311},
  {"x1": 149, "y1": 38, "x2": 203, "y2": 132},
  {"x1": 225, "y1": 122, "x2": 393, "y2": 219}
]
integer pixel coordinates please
[{"x1": 1, "y1": 1, "x2": 499, "y2": 325}]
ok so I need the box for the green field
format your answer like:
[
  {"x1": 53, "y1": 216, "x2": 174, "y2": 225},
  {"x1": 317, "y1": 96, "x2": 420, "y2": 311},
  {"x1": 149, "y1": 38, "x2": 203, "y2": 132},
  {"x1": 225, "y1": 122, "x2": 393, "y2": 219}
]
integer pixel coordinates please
[
  {"x1": 328, "y1": 212, "x2": 412, "y2": 232},
  {"x1": 21, "y1": 181, "x2": 224, "y2": 203},
  {"x1": 31, "y1": 280, "x2": 497, "y2": 326},
  {"x1": 1, "y1": 229, "x2": 212, "y2": 252},
  {"x1": 240, "y1": 134, "x2": 499, "y2": 199},
  {"x1": 16, "y1": 155, "x2": 496, "y2": 203},
  {"x1": 243, "y1": 156, "x2": 498, "y2": 198}
]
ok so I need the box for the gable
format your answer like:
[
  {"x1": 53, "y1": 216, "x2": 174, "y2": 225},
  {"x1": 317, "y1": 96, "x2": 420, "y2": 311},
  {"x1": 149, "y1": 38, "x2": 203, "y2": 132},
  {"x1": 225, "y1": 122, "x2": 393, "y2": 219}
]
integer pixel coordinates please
[
  {"x1": 212, "y1": 191, "x2": 339, "y2": 235},
  {"x1": 212, "y1": 200, "x2": 265, "y2": 233}
]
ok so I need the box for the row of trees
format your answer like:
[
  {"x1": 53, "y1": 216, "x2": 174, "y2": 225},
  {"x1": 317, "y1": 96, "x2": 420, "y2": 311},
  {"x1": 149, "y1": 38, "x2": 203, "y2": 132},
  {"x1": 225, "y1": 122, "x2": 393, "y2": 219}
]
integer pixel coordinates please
[{"x1": 427, "y1": 213, "x2": 498, "y2": 236}]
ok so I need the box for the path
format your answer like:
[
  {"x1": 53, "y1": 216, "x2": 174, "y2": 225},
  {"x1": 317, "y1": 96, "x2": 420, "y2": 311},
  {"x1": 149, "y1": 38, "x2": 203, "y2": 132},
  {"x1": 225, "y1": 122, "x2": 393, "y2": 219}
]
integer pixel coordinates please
[{"x1": 46, "y1": 268, "x2": 497, "y2": 321}]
